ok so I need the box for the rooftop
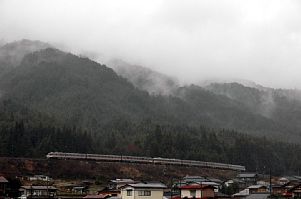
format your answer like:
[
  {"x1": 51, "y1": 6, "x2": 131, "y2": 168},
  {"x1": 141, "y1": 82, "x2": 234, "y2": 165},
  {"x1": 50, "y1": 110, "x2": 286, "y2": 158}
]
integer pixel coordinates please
[
  {"x1": 0, "y1": 176, "x2": 8, "y2": 183},
  {"x1": 83, "y1": 194, "x2": 109, "y2": 199},
  {"x1": 122, "y1": 182, "x2": 167, "y2": 189},
  {"x1": 110, "y1": 179, "x2": 134, "y2": 183},
  {"x1": 183, "y1": 176, "x2": 206, "y2": 182},
  {"x1": 248, "y1": 185, "x2": 267, "y2": 189},
  {"x1": 233, "y1": 189, "x2": 249, "y2": 197},
  {"x1": 238, "y1": 173, "x2": 257, "y2": 178},
  {"x1": 245, "y1": 193, "x2": 269, "y2": 199},
  {"x1": 21, "y1": 186, "x2": 57, "y2": 190},
  {"x1": 200, "y1": 181, "x2": 219, "y2": 186},
  {"x1": 206, "y1": 177, "x2": 223, "y2": 184},
  {"x1": 179, "y1": 185, "x2": 214, "y2": 190}
]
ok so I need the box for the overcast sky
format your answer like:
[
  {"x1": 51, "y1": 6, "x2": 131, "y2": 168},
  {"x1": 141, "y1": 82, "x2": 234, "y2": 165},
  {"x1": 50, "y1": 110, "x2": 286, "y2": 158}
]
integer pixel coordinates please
[{"x1": 1, "y1": 0, "x2": 301, "y2": 88}]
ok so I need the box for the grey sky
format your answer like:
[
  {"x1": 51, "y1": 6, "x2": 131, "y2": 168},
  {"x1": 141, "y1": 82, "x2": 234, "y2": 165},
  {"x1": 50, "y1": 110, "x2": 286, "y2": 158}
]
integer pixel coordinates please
[{"x1": 1, "y1": 0, "x2": 301, "y2": 88}]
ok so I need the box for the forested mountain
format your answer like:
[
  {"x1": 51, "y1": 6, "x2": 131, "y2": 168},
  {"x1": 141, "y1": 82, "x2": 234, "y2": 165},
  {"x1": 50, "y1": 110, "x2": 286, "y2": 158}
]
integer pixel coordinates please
[
  {"x1": 107, "y1": 59, "x2": 179, "y2": 95},
  {"x1": 0, "y1": 46, "x2": 293, "y2": 140},
  {"x1": 0, "y1": 39, "x2": 50, "y2": 74},
  {"x1": 1, "y1": 40, "x2": 301, "y2": 174},
  {"x1": 108, "y1": 58, "x2": 301, "y2": 142},
  {"x1": 206, "y1": 83, "x2": 301, "y2": 139}
]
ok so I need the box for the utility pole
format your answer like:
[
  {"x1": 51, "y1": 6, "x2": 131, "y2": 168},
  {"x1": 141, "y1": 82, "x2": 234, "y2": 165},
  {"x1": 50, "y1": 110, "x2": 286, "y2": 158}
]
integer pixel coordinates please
[
  {"x1": 269, "y1": 167, "x2": 272, "y2": 199},
  {"x1": 170, "y1": 178, "x2": 173, "y2": 199}
]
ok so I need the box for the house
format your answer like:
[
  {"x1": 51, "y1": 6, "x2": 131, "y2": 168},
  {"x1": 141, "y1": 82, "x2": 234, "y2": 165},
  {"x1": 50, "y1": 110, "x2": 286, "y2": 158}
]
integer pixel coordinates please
[
  {"x1": 0, "y1": 176, "x2": 8, "y2": 198},
  {"x1": 271, "y1": 184, "x2": 284, "y2": 196},
  {"x1": 120, "y1": 182, "x2": 166, "y2": 199},
  {"x1": 60, "y1": 184, "x2": 88, "y2": 195},
  {"x1": 272, "y1": 181, "x2": 301, "y2": 197},
  {"x1": 174, "y1": 176, "x2": 220, "y2": 192},
  {"x1": 19, "y1": 186, "x2": 57, "y2": 199},
  {"x1": 29, "y1": 175, "x2": 52, "y2": 182},
  {"x1": 255, "y1": 181, "x2": 269, "y2": 186},
  {"x1": 247, "y1": 185, "x2": 267, "y2": 194},
  {"x1": 278, "y1": 177, "x2": 290, "y2": 185},
  {"x1": 233, "y1": 184, "x2": 268, "y2": 199},
  {"x1": 72, "y1": 186, "x2": 88, "y2": 194},
  {"x1": 179, "y1": 184, "x2": 215, "y2": 199},
  {"x1": 237, "y1": 174, "x2": 258, "y2": 187},
  {"x1": 109, "y1": 179, "x2": 135, "y2": 190},
  {"x1": 99, "y1": 179, "x2": 135, "y2": 197},
  {"x1": 289, "y1": 183, "x2": 301, "y2": 198}
]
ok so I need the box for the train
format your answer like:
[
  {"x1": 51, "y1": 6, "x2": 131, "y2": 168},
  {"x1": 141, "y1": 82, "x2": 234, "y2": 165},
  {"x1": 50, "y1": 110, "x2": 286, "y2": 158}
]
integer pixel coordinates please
[{"x1": 46, "y1": 152, "x2": 246, "y2": 171}]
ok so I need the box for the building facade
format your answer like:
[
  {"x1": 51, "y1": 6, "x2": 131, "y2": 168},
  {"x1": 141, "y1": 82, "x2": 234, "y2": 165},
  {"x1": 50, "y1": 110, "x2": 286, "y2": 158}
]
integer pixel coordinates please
[
  {"x1": 179, "y1": 185, "x2": 215, "y2": 199},
  {"x1": 121, "y1": 183, "x2": 166, "y2": 199},
  {"x1": 19, "y1": 186, "x2": 57, "y2": 199}
]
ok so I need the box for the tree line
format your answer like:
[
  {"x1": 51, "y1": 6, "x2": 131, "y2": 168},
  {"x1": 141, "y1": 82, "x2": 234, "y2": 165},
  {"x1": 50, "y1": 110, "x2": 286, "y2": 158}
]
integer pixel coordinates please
[{"x1": 0, "y1": 113, "x2": 301, "y2": 175}]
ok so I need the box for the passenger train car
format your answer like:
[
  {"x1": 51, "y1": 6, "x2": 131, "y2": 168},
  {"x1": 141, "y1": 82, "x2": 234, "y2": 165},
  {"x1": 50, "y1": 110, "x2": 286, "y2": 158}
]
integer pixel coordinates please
[{"x1": 46, "y1": 152, "x2": 245, "y2": 171}]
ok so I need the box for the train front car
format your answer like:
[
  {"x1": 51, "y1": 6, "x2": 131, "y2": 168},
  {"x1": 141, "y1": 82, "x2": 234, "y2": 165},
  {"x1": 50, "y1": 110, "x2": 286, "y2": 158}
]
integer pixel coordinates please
[
  {"x1": 46, "y1": 152, "x2": 65, "y2": 159},
  {"x1": 46, "y1": 152, "x2": 56, "y2": 159}
]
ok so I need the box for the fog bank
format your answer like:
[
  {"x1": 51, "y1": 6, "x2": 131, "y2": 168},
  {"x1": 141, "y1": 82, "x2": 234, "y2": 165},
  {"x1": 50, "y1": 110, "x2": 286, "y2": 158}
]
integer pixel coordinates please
[{"x1": 1, "y1": 0, "x2": 301, "y2": 89}]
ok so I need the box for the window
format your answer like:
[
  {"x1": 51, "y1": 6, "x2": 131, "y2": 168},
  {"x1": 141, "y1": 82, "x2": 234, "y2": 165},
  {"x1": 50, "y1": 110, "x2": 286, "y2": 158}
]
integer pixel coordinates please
[
  {"x1": 138, "y1": 190, "x2": 151, "y2": 196},
  {"x1": 127, "y1": 190, "x2": 132, "y2": 196},
  {"x1": 190, "y1": 190, "x2": 196, "y2": 197}
]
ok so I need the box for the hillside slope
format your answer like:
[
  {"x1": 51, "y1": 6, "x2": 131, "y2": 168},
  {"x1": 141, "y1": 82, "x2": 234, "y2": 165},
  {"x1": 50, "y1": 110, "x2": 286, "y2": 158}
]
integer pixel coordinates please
[
  {"x1": 206, "y1": 83, "x2": 301, "y2": 138},
  {"x1": 0, "y1": 40, "x2": 300, "y2": 143},
  {"x1": 0, "y1": 48, "x2": 180, "y2": 129},
  {"x1": 0, "y1": 48, "x2": 287, "y2": 138}
]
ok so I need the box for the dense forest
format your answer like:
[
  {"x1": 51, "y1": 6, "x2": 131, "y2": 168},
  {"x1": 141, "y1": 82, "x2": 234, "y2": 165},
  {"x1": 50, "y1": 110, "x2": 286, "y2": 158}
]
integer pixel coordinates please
[{"x1": 0, "y1": 103, "x2": 300, "y2": 175}]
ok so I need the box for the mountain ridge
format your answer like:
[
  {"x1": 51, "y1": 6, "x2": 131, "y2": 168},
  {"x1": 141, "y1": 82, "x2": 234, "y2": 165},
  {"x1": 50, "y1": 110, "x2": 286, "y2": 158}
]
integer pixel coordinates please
[{"x1": 0, "y1": 40, "x2": 301, "y2": 143}]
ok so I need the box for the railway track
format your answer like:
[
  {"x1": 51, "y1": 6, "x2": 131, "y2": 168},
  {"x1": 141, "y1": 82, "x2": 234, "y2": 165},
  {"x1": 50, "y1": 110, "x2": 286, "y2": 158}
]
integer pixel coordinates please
[{"x1": 46, "y1": 152, "x2": 246, "y2": 171}]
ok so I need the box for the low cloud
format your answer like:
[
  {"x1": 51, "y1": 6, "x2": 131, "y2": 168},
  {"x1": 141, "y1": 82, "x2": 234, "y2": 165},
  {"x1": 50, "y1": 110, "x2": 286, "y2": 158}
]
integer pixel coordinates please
[{"x1": 1, "y1": 0, "x2": 301, "y2": 89}]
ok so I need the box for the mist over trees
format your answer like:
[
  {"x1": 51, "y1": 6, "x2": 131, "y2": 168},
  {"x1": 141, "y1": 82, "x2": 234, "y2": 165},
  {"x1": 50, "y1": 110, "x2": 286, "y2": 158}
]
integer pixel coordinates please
[{"x1": 1, "y1": 40, "x2": 301, "y2": 175}]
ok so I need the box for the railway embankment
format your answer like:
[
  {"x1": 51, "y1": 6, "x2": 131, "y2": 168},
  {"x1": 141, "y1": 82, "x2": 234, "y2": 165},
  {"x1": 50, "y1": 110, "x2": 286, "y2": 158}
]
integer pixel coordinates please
[{"x1": 0, "y1": 157, "x2": 239, "y2": 183}]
